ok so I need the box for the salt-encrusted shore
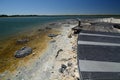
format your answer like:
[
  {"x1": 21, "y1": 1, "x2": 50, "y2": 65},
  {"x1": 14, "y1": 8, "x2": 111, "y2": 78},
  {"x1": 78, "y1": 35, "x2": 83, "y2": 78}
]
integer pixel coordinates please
[
  {"x1": 2, "y1": 19, "x2": 79, "y2": 80},
  {"x1": 26, "y1": 18, "x2": 120, "y2": 80},
  {"x1": 2, "y1": 18, "x2": 120, "y2": 80},
  {"x1": 94, "y1": 17, "x2": 120, "y2": 23},
  {"x1": 30, "y1": 23, "x2": 79, "y2": 80}
]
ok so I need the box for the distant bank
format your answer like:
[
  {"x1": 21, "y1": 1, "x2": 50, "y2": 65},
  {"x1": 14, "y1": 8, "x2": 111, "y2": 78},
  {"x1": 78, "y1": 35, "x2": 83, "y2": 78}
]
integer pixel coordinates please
[
  {"x1": 0, "y1": 14, "x2": 120, "y2": 18},
  {"x1": 0, "y1": 15, "x2": 120, "y2": 41}
]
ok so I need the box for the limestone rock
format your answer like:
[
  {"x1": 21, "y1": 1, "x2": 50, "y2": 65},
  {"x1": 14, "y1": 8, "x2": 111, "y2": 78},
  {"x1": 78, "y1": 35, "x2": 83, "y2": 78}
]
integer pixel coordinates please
[{"x1": 14, "y1": 46, "x2": 32, "y2": 58}]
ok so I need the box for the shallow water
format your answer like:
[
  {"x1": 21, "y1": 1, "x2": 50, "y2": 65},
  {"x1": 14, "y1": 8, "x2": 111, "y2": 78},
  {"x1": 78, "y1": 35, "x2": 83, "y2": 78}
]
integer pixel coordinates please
[
  {"x1": 0, "y1": 16, "x2": 63, "y2": 75},
  {"x1": 0, "y1": 16, "x2": 113, "y2": 40},
  {"x1": 0, "y1": 28, "x2": 60, "y2": 74},
  {"x1": 0, "y1": 17, "x2": 64, "y2": 40}
]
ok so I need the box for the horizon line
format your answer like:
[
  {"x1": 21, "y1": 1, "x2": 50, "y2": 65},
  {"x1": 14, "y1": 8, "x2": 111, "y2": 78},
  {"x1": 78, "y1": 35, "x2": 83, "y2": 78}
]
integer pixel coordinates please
[{"x1": 1, "y1": 14, "x2": 120, "y2": 16}]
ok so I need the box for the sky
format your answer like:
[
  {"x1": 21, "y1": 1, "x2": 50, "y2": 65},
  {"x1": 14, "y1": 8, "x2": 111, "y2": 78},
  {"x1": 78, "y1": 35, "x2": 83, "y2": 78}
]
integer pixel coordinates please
[{"x1": 0, "y1": 0, "x2": 120, "y2": 15}]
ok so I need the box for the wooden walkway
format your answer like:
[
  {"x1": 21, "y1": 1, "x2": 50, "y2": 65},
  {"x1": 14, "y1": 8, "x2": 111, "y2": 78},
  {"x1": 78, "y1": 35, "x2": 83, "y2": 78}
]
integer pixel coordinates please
[{"x1": 78, "y1": 30, "x2": 120, "y2": 80}]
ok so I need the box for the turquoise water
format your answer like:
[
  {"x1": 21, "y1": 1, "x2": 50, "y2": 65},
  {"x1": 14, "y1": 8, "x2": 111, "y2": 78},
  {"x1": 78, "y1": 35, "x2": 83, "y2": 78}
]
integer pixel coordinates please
[
  {"x1": 0, "y1": 17, "x2": 67, "y2": 40},
  {"x1": 0, "y1": 16, "x2": 116, "y2": 41}
]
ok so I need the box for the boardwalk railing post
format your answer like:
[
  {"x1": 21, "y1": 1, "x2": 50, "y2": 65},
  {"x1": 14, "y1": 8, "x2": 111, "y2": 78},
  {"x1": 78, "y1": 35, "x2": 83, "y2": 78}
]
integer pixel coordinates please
[{"x1": 78, "y1": 20, "x2": 81, "y2": 27}]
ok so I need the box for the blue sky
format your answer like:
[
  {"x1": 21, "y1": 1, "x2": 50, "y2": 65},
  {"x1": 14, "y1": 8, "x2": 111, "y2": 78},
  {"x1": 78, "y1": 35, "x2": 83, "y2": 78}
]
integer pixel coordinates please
[{"x1": 0, "y1": 0, "x2": 120, "y2": 15}]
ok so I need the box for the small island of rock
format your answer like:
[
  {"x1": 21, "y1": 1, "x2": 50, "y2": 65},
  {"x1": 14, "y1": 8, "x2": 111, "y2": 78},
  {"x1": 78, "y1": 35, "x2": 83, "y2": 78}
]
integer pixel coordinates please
[{"x1": 14, "y1": 46, "x2": 32, "y2": 58}]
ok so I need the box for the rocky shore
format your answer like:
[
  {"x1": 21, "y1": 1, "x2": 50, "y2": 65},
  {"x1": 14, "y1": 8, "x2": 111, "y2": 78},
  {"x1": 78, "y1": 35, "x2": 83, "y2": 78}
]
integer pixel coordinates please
[
  {"x1": 25, "y1": 18, "x2": 120, "y2": 80},
  {"x1": 1, "y1": 18, "x2": 120, "y2": 80},
  {"x1": 31, "y1": 23, "x2": 79, "y2": 80},
  {"x1": 1, "y1": 19, "x2": 79, "y2": 80}
]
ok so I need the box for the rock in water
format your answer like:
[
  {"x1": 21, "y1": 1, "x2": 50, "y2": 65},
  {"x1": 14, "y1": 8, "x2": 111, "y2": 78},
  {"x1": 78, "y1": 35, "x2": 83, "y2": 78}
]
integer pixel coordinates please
[
  {"x1": 48, "y1": 34, "x2": 58, "y2": 38},
  {"x1": 14, "y1": 46, "x2": 32, "y2": 58},
  {"x1": 45, "y1": 27, "x2": 52, "y2": 30},
  {"x1": 16, "y1": 39, "x2": 29, "y2": 44}
]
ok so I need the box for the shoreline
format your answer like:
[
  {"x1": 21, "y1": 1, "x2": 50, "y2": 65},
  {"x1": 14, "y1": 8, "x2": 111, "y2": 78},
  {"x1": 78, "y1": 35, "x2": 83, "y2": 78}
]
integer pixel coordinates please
[
  {"x1": 30, "y1": 23, "x2": 79, "y2": 80},
  {"x1": 0, "y1": 19, "x2": 79, "y2": 80},
  {"x1": 1, "y1": 17, "x2": 120, "y2": 80},
  {"x1": 0, "y1": 20, "x2": 62, "y2": 78}
]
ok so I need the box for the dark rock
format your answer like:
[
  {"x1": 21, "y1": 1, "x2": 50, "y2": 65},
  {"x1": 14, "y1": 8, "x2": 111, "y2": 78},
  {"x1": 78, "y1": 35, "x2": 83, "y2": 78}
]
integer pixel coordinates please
[
  {"x1": 48, "y1": 34, "x2": 58, "y2": 38},
  {"x1": 33, "y1": 47, "x2": 37, "y2": 50},
  {"x1": 55, "y1": 49, "x2": 63, "y2": 58},
  {"x1": 76, "y1": 77, "x2": 80, "y2": 80},
  {"x1": 14, "y1": 46, "x2": 32, "y2": 58},
  {"x1": 16, "y1": 39, "x2": 29, "y2": 44},
  {"x1": 72, "y1": 26, "x2": 82, "y2": 34},
  {"x1": 64, "y1": 24, "x2": 70, "y2": 27},
  {"x1": 74, "y1": 68, "x2": 78, "y2": 72},
  {"x1": 16, "y1": 74, "x2": 18, "y2": 77},
  {"x1": 45, "y1": 27, "x2": 52, "y2": 30},
  {"x1": 72, "y1": 26, "x2": 81, "y2": 30},
  {"x1": 67, "y1": 62, "x2": 72, "y2": 67},
  {"x1": 65, "y1": 69, "x2": 70, "y2": 74},
  {"x1": 49, "y1": 23, "x2": 56, "y2": 26},
  {"x1": 59, "y1": 68, "x2": 65, "y2": 73},
  {"x1": 113, "y1": 24, "x2": 120, "y2": 29},
  {"x1": 68, "y1": 34, "x2": 72, "y2": 38},
  {"x1": 38, "y1": 29, "x2": 43, "y2": 31},
  {"x1": 90, "y1": 22, "x2": 97, "y2": 25},
  {"x1": 61, "y1": 64, "x2": 67, "y2": 69},
  {"x1": 50, "y1": 40, "x2": 56, "y2": 43},
  {"x1": 72, "y1": 46, "x2": 76, "y2": 51},
  {"x1": 71, "y1": 74, "x2": 75, "y2": 78},
  {"x1": 52, "y1": 66, "x2": 54, "y2": 69},
  {"x1": 51, "y1": 72, "x2": 54, "y2": 73},
  {"x1": 59, "y1": 64, "x2": 67, "y2": 73}
]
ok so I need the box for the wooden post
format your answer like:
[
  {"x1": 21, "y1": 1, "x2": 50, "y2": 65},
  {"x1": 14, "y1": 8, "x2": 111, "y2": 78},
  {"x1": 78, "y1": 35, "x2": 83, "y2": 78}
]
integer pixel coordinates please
[{"x1": 78, "y1": 20, "x2": 81, "y2": 26}]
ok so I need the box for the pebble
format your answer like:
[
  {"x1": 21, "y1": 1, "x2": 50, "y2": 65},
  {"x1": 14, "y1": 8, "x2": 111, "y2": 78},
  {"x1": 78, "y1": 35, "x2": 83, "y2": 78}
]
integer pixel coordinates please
[
  {"x1": 59, "y1": 68, "x2": 65, "y2": 73},
  {"x1": 71, "y1": 73, "x2": 75, "y2": 78},
  {"x1": 59, "y1": 64, "x2": 67, "y2": 73},
  {"x1": 16, "y1": 74, "x2": 18, "y2": 77},
  {"x1": 67, "y1": 62, "x2": 72, "y2": 67},
  {"x1": 51, "y1": 72, "x2": 54, "y2": 73},
  {"x1": 72, "y1": 46, "x2": 76, "y2": 51},
  {"x1": 50, "y1": 40, "x2": 56, "y2": 43},
  {"x1": 76, "y1": 77, "x2": 80, "y2": 80},
  {"x1": 68, "y1": 34, "x2": 72, "y2": 38},
  {"x1": 61, "y1": 64, "x2": 67, "y2": 69}
]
